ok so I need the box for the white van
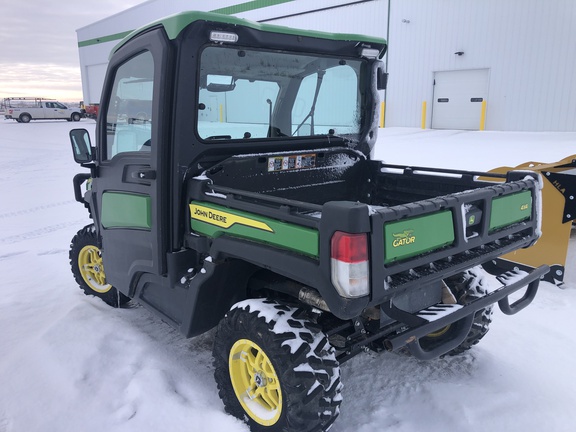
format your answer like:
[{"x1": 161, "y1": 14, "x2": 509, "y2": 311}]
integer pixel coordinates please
[{"x1": 6, "y1": 101, "x2": 82, "y2": 123}]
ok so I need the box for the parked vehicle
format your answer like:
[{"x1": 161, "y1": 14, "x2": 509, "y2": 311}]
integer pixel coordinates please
[
  {"x1": 6, "y1": 99, "x2": 82, "y2": 123},
  {"x1": 68, "y1": 11, "x2": 548, "y2": 432},
  {"x1": 83, "y1": 103, "x2": 99, "y2": 119}
]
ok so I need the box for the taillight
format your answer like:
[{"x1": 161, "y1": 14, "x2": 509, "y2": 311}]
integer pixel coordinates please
[{"x1": 330, "y1": 231, "x2": 369, "y2": 298}]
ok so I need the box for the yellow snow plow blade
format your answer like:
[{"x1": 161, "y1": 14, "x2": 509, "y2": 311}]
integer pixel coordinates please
[{"x1": 488, "y1": 154, "x2": 576, "y2": 285}]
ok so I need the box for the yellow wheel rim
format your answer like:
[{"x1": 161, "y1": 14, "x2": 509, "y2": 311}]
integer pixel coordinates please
[
  {"x1": 229, "y1": 339, "x2": 282, "y2": 426},
  {"x1": 427, "y1": 325, "x2": 451, "y2": 338},
  {"x1": 78, "y1": 245, "x2": 112, "y2": 294}
]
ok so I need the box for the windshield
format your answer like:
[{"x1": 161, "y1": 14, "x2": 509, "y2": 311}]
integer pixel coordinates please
[{"x1": 198, "y1": 46, "x2": 364, "y2": 141}]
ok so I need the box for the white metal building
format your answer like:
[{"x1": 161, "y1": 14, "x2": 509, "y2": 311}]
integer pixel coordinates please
[{"x1": 76, "y1": 0, "x2": 576, "y2": 132}]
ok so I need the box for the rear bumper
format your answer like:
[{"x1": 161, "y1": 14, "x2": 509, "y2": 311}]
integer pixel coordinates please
[{"x1": 383, "y1": 264, "x2": 549, "y2": 359}]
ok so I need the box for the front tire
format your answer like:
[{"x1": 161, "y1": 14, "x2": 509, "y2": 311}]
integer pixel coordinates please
[
  {"x1": 213, "y1": 299, "x2": 342, "y2": 432},
  {"x1": 72, "y1": 112, "x2": 81, "y2": 122},
  {"x1": 69, "y1": 224, "x2": 130, "y2": 307}
]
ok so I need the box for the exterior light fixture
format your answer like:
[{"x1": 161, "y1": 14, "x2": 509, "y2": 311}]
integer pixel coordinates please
[
  {"x1": 210, "y1": 31, "x2": 239, "y2": 43},
  {"x1": 360, "y1": 47, "x2": 380, "y2": 58}
]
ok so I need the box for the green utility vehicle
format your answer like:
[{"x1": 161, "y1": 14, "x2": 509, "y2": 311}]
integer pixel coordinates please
[{"x1": 69, "y1": 11, "x2": 548, "y2": 432}]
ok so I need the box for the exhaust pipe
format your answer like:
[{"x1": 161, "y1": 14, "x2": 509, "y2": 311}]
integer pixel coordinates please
[{"x1": 299, "y1": 287, "x2": 330, "y2": 312}]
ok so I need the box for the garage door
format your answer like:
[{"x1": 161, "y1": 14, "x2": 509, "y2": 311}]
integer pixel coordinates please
[{"x1": 431, "y1": 69, "x2": 489, "y2": 130}]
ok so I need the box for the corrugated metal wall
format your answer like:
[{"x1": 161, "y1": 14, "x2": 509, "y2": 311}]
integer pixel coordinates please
[
  {"x1": 256, "y1": 1, "x2": 388, "y2": 38},
  {"x1": 79, "y1": 0, "x2": 576, "y2": 131},
  {"x1": 384, "y1": 0, "x2": 576, "y2": 131},
  {"x1": 254, "y1": 0, "x2": 576, "y2": 132}
]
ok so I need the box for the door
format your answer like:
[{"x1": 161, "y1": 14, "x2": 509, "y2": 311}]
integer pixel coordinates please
[
  {"x1": 44, "y1": 102, "x2": 68, "y2": 119},
  {"x1": 92, "y1": 30, "x2": 170, "y2": 295},
  {"x1": 431, "y1": 69, "x2": 489, "y2": 130}
]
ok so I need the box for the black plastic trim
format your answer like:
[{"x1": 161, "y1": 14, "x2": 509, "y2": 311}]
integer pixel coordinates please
[{"x1": 73, "y1": 173, "x2": 91, "y2": 203}]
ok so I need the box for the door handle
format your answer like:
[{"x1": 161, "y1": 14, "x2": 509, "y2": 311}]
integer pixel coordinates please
[{"x1": 132, "y1": 169, "x2": 156, "y2": 180}]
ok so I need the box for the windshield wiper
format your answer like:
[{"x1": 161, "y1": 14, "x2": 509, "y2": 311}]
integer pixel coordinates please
[{"x1": 292, "y1": 70, "x2": 325, "y2": 136}]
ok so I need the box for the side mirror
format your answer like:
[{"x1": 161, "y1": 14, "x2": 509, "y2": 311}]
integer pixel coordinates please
[{"x1": 69, "y1": 128, "x2": 94, "y2": 164}]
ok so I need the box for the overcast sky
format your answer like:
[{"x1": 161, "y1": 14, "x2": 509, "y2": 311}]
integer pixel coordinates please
[{"x1": 0, "y1": 1, "x2": 146, "y2": 102}]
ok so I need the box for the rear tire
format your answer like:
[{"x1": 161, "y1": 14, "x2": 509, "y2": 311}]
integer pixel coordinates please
[
  {"x1": 69, "y1": 224, "x2": 130, "y2": 307},
  {"x1": 447, "y1": 267, "x2": 493, "y2": 355},
  {"x1": 422, "y1": 266, "x2": 493, "y2": 355},
  {"x1": 213, "y1": 299, "x2": 342, "y2": 432},
  {"x1": 19, "y1": 113, "x2": 31, "y2": 123}
]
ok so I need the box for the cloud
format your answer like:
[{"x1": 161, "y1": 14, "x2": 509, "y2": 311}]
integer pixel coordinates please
[
  {"x1": 0, "y1": 63, "x2": 82, "y2": 100},
  {"x1": 0, "y1": 1, "x2": 146, "y2": 100}
]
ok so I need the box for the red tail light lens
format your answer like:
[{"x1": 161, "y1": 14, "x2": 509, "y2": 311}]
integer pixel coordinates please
[
  {"x1": 331, "y1": 231, "x2": 369, "y2": 298},
  {"x1": 331, "y1": 231, "x2": 368, "y2": 263}
]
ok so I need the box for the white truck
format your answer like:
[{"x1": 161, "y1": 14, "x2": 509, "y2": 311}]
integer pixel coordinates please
[{"x1": 5, "y1": 99, "x2": 82, "y2": 123}]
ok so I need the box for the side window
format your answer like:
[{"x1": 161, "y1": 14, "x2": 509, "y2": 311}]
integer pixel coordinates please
[{"x1": 104, "y1": 51, "x2": 154, "y2": 160}]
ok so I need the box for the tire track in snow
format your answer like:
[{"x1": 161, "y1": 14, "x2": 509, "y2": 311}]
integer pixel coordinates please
[
  {"x1": 0, "y1": 414, "x2": 11, "y2": 432},
  {"x1": 0, "y1": 200, "x2": 76, "y2": 219},
  {"x1": 0, "y1": 219, "x2": 86, "y2": 245},
  {"x1": 0, "y1": 251, "x2": 26, "y2": 262}
]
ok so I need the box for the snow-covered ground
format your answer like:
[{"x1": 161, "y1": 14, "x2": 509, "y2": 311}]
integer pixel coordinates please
[{"x1": 1, "y1": 120, "x2": 575, "y2": 432}]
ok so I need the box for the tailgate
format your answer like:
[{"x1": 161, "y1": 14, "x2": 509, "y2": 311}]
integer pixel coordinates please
[{"x1": 369, "y1": 170, "x2": 542, "y2": 303}]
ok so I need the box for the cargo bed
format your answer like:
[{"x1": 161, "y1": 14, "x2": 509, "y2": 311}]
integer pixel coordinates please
[{"x1": 187, "y1": 147, "x2": 543, "y2": 313}]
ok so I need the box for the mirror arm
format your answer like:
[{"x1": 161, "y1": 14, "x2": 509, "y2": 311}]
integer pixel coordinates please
[
  {"x1": 80, "y1": 147, "x2": 97, "y2": 170},
  {"x1": 80, "y1": 161, "x2": 97, "y2": 178}
]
